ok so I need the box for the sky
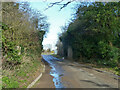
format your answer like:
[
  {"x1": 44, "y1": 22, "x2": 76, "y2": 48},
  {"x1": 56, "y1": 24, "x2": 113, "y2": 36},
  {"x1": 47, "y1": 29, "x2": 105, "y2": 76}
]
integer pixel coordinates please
[{"x1": 29, "y1": 1, "x2": 78, "y2": 50}]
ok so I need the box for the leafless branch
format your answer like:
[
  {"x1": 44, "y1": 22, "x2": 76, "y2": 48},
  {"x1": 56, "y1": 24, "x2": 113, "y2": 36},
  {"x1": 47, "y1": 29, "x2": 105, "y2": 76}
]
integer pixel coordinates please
[{"x1": 45, "y1": 0, "x2": 76, "y2": 11}]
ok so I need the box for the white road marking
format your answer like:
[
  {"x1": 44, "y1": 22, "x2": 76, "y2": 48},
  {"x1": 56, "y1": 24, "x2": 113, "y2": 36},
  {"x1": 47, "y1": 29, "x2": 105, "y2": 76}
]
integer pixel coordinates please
[{"x1": 27, "y1": 64, "x2": 45, "y2": 89}]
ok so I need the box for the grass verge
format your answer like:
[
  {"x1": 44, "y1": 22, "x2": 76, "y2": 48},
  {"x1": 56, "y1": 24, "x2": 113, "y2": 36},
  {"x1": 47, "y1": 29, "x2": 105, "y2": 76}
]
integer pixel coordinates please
[{"x1": 2, "y1": 53, "x2": 44, "y2": 88}]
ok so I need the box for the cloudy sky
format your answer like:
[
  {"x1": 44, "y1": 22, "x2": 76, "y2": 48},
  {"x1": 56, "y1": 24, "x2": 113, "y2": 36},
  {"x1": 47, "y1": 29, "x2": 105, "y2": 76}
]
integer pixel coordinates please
[{"x1": 29, "y1": 1, "x2": 78, "y2": 50}]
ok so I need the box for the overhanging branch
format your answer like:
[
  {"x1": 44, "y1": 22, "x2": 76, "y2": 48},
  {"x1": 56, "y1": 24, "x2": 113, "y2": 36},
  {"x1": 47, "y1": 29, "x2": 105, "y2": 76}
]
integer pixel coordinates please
[{"x1": 45, "y1": 0, "x2": 76, "y2": 11}]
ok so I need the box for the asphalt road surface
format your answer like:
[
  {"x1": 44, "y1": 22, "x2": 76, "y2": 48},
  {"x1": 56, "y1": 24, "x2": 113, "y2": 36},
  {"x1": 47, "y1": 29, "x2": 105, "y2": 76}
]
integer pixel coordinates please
[{"x1": 34, "y1": 55, "x2": 119, "y2": 88}]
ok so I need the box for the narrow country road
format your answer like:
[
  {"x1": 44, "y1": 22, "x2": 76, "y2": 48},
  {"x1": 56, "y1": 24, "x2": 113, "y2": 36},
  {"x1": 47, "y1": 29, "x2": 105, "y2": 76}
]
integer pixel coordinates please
[{"x1": 34, "y1": 55, "x2": 118, "y2": 88}]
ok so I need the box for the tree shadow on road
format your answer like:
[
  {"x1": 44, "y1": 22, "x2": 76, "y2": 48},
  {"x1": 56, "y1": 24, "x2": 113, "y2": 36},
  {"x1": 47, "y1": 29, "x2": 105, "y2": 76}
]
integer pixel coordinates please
[{"x1": 80, "y1": 80, "x2": 111, "y2": 88}]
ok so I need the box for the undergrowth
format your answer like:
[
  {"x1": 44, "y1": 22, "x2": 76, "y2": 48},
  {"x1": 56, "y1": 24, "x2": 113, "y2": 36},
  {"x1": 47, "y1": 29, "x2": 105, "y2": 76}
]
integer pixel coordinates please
[{"x1": 2, "y1": 53, "x2": 43, "y2": 88}]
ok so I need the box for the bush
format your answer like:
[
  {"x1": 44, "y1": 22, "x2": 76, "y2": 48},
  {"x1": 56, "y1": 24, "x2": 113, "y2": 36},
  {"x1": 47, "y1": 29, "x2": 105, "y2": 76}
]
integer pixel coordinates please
[
  {"x1": 97, "y1": 41, "x2": 119, "y2": 67},
  {"x1": 2, "y1": 39, "x2": 22, "y2": 65},
  {"x1": 97, "y1": 41, "x2": 110, "y2": 59},
  {"x1": 2, "y1": 76, "x2": 19, "y2": 88},
  {"x1": 106, "y1": 46, "x2": 119, "y2": 67}
]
